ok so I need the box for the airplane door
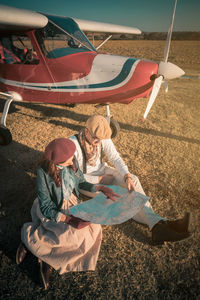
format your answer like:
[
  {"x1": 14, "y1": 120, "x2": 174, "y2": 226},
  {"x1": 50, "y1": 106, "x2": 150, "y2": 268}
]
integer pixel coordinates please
[{"x1": 0, "y1": 33, "x2": 59, "y2": 103}]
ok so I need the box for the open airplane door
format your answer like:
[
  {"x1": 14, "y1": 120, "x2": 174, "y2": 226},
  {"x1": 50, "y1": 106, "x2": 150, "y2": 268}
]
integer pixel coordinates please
[{"x1": 0, "y1": 6, "x2": 55, "y2": 145}]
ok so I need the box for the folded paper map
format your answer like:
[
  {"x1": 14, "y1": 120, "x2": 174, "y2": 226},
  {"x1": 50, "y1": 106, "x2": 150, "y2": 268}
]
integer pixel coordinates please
[{"x1": 69, "y1": 185, "x2": 150, "y2": 225}]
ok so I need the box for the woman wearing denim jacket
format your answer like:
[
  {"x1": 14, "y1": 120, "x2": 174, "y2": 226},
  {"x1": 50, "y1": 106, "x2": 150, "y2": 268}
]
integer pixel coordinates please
[{"x1": 16, "y1": 138, "x2": 118, "y2": 290}]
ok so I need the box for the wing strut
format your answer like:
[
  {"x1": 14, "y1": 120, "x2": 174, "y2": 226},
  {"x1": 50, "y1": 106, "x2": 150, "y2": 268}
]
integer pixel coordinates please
[{"x1": 96, "y1": 35, "x2": 112, "y2": 50}]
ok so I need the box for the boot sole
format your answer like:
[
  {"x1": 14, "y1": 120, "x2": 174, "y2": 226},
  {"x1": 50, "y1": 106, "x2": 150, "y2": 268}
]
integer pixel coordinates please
[
  {"x1": 152, "y1": 232, "x2": 192, "y2": 246},
  {"x1": 168, "y1": 212, "x2": 191, "y2": 233}
]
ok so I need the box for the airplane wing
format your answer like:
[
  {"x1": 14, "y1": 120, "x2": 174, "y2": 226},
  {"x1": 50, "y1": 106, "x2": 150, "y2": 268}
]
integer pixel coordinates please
[
  {"x1": 0, "y1": 5, "x2": 141, "y2": 35},
  {"x1": 74, "y1": 18, "x2": 142, "y2": 35},
  {"x1": 0, "y1": 5, "x2": 48, "y2": 32}
]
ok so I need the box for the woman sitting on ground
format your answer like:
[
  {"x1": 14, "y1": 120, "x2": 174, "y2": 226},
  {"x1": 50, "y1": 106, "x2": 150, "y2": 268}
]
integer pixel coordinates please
[{"x1": 16, "y1": 138, "x2": 118, "y2": 290}]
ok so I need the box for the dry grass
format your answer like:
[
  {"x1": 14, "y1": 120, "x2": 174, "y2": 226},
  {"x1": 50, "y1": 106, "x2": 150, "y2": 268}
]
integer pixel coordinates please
[{"x1": 0, "y1": 40, "x2": 200, "y2": 299}]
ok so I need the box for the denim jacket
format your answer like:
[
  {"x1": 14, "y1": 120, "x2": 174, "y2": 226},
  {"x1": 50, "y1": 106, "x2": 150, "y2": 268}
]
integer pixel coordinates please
[{"x1": 37, "y1": 160, "x2": 95, "y2": 222}]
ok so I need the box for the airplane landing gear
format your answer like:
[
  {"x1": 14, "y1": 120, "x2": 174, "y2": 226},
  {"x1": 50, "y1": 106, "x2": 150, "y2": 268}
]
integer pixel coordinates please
[
  {"x1": 0, "y1": 94, "x2": 13, "y2": 145},
  {"x1": 109, "y1": 117, "x2": 120, "y2": 139},
  {"x1": 105, "y1": 104, "x2": 120, "y2": 139},
  {"x1": 95, "y1": 103, "x2": 120, "y2": 138}
]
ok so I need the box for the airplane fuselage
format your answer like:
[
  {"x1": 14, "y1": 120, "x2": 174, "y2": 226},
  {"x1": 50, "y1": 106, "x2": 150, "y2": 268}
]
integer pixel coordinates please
[
  {"x1": 0, "y1": 52, "x2": 157, "y2": 105},
  {"x1": 0, "y1": 15, "x2": 157, "y2": 105}
]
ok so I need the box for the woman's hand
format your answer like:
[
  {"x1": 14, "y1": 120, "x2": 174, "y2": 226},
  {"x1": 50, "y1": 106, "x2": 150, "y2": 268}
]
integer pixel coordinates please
[
  {"x1": 96, "y1": 185, "x2": 120, "y2": 201},
  {"x1": 60, "y1": 214, "x2": 71, "y2": 223}
]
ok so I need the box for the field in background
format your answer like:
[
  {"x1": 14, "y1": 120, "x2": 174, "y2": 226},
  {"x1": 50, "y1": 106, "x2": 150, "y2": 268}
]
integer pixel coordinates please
[
  {"x1": 99, "y1": 40, "x2": 200, "y2": 75},
  {"x1": 0, "y1": 41, "x2": 199, "y2": 299}
]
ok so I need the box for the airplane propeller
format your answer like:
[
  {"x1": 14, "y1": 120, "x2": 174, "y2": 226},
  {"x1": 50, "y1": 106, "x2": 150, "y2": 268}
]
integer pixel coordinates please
[
  {"x1": 142, "y1": 0, "x2": 184, "y2": 122},
  {"x1": 142, "y1": 76, "x2": 163, "y2": 122}
]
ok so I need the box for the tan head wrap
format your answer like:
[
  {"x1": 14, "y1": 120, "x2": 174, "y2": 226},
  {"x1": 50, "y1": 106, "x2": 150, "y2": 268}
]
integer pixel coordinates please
[{"x1": 85, "y1": 115, "x2": 111, "y2": 139}]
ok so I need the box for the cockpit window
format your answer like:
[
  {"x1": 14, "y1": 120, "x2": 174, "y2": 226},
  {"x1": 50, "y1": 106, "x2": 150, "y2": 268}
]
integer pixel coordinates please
[
  {"x1": 0, "y1": 34, "x2": 39, "y2": 65},
  {"x1": 35, "y1": 15, "x2": 96, "y2": 59}
]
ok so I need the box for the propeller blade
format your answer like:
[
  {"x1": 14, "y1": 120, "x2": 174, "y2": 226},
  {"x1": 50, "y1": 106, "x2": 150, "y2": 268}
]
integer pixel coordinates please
[
  {"x1": 142, "y1": 76, "x2": 163, "y2": 122},
  {"x1": 163, "y1": 0, "x2": 178, "y2": 62}
]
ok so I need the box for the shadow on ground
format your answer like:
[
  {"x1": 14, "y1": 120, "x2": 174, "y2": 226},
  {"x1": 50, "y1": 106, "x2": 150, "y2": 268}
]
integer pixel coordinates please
[{"x1": 10, "y1": 102, "x2": 200, "y2": 145}]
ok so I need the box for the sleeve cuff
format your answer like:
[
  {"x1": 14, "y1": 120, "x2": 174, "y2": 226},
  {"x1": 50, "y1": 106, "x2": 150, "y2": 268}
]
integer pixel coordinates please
[
  {"x1": 56, "y1": 212, "x2": 66, "y2": 223},
  {"x1": 91, "y1": 184, "x2": 99, "y2": 193}
]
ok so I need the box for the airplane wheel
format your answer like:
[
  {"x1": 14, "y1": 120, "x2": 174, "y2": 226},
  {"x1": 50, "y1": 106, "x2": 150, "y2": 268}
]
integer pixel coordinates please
[
  {"x1": 110, "y1": 118, "x2": 120, "y2": 138},
  {"x1": 0, "y1": 127, "x2": 12, "y2": 145}
]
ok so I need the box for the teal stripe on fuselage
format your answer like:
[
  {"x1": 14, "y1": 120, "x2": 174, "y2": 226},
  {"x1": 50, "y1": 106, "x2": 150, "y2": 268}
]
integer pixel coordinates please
[{"x1": 26, "y1": 58, "x2": 138, "y2": 90}]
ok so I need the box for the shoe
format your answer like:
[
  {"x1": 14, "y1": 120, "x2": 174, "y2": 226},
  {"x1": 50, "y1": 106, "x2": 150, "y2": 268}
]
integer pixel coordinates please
[
  {"x1": 39, "y1": 260, "x2": 52, "y2": 290},
  {"x1": 16, "y1": 243, "x2": 27, "y2": 265},
  {"x1": 167, "y1": 213, "x2": 190, "y2": 233},
  {"x1": 152, "y1": 220, "x2": 191, "y2": 245}
]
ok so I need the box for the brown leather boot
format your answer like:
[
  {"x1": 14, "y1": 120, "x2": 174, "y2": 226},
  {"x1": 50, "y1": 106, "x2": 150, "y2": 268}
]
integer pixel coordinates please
[
  {"x1": 39, "y1": 260, "x2": 52, "y2": 290},
  {"x1": 16, "y1": 243, "x2": 27, "y2": 265},
  {"x1": 152, "y1": 220, "x2": 191, "y2": 245},
  {"x1": 167, "y1": 213, "x2": 190, "y2": 233}
]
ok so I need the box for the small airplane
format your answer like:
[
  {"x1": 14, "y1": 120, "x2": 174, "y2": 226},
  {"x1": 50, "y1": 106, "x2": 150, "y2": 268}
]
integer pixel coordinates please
[{"x1": 0, "y1": 0, "x2": 184, "y2": 145}]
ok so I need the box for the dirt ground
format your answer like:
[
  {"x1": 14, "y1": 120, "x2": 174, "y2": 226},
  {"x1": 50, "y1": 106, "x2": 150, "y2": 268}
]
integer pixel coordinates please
[{"x1": 0, "y1": 40, "x2": 200, "y2": 299}]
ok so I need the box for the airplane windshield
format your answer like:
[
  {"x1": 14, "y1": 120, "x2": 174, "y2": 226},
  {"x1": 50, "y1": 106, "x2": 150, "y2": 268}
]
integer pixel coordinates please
[{"x1": 35, "y1": 15, "x2": 96, "y2": 59}]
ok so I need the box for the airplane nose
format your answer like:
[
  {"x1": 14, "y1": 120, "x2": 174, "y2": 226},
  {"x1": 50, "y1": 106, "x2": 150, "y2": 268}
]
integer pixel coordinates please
[{"x1": 158, "y1": 61, "x2": 185, "y2": 80}]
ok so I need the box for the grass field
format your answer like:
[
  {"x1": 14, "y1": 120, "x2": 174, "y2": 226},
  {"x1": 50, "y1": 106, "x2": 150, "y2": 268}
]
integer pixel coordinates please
[{"x1": 0, "y1": 40, "x2": 200, "y2": 299}]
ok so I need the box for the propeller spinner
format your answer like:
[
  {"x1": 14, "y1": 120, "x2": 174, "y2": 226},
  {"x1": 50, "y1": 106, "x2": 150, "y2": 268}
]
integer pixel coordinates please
[{"x1": 142, "y1": 0, "x2": 185, "y2": 122}]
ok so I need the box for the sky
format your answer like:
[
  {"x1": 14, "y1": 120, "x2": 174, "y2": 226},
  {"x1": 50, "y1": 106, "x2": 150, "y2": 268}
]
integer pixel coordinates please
[{"x1": 0, "y1": 0, "x2": 199, "y2": 32}]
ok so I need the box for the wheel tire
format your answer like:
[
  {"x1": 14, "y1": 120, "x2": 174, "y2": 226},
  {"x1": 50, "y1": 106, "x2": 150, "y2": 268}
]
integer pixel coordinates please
[
  {"x1": 0, "y1": 127, "x2": 12, "y2": 145},
  {"x1": 109, "y1": 118, "x2": 120, "y2": 138}
]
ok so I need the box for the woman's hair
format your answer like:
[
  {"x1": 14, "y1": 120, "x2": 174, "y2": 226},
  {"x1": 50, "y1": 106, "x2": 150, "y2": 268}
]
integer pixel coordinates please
[{"x1": 37, "y1": 154, "x2": 62, "y2": 187}]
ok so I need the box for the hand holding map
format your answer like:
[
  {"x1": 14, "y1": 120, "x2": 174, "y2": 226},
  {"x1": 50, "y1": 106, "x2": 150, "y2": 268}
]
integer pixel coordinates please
[{"x1": 70, "y1": 185, "x2": 150, "y2": 225}]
